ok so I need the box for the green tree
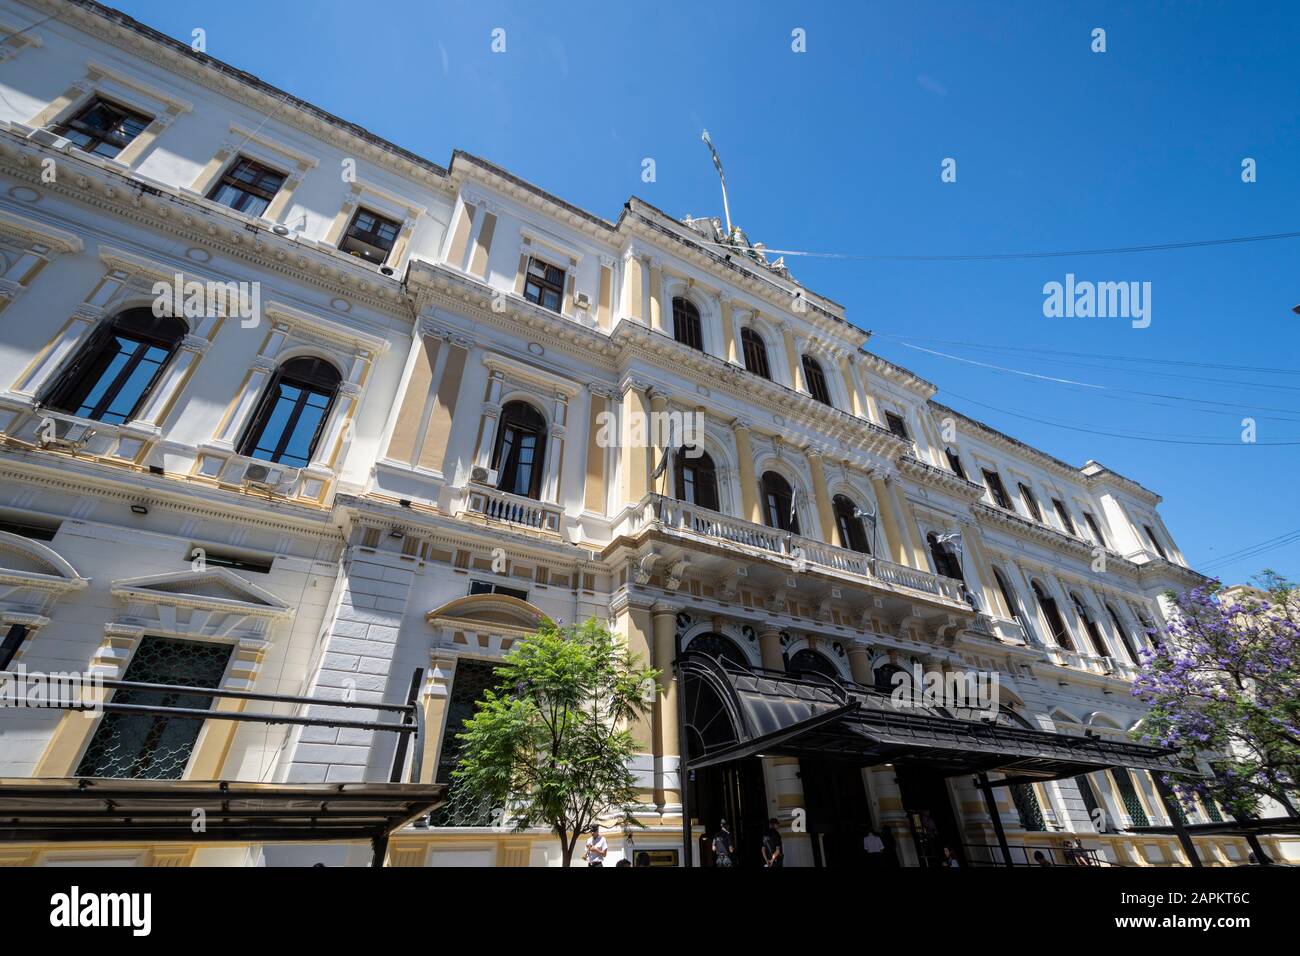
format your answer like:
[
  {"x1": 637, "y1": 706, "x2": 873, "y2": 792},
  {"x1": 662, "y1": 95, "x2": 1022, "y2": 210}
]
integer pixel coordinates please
[{"x1": 451, "y1": 617, "x2": 660, "y2": 866}]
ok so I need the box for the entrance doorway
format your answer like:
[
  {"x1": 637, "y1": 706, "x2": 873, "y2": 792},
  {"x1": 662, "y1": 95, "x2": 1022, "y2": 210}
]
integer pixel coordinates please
[
  {"x1": 896, "y1": 766, "x2": 966, "y2": 867},
  {"x1": 801, "y1": 758, "x2": 876, "y2": 867},
  {"x1": 688, "y1": 754, "x2": 767, "y2": 867}
]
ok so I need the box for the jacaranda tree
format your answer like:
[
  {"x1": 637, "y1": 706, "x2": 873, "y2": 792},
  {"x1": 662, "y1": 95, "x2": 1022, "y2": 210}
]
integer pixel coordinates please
[
  {"x1": 1133, "y1": 572, "x2": 1300, "y2": 820},
  {"x1": 450, "y1": 617, "x2": 660, "y2": 866}
]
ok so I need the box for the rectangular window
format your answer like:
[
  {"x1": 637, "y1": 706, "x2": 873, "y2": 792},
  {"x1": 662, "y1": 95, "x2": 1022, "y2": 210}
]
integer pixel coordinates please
[
  {"x1": 468, "y1": 580, "x2": 529, "y2": 602},
  {"x1": 0, "y1": 624, "x2": 29, "y2": 671},
  {"x1": 54, "y1": 96, "x2": 151, "y2": 158},
  {"x1": 884, "y1": 411, "x2": 910, "y2": 440},
  {"x1": 523, "y1": 256, "x2": 566, "y2": 312},
  {"x1": 76, "y1": 636, "x2": 233, "y2": 780},
  {"x1": 207, "y1": 156, "x2": 286, "y2": 217},
  {"x1": 339, "y1": 207, "x2": 401, "y2": 265},
  {"x1": 944, "y1": 447, "x2": 966, "y2": 479},
  {"x1": 1052, "y1": 498, "x2": 1076, "y2": 535},
  {"x1": 983, "y1": 469, "x2": 1012, "y2": 510},
  {"x1": 184, "y1": 546, "x2": 273, "y2": 575},
  {"x1": 1083, "y1": 512, "x2": 1108, "y2": 548},
  {"x1": 1017, "y1": 482, "x2": 1042, "y2": 522},
  {"x1": 1143, "y1": 523, "x2": 1169, "y2": 560},
  {"x1": 0, "y1": 517, "x2": 60, "y2": 541}
]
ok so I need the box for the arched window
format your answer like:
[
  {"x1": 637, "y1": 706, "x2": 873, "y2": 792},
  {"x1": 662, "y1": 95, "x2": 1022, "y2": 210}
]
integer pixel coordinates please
[
  {"x1": 239, "y1": 357, "x2": 341, "y2": 467},
  {"x1": 832, "y1": 494, "x2": 871, "y2": 554},
  {"x1": 760, "y1": 471, "x2": 799, "y2": 534},
  {"x1": 688, "y1": 632, "x2": 749, "y2": 668},
  {"x1": 671, "y1": 297, "x2": 704, "y2": 351},
  {"x1": 675, "y1": 448, "x2": 719, "y2": 511},
  {"x1": 492, "y1": 401, "x2": 547, "y2": 500},
  {"x1": 1070, "y1": 592, "x2": 1110, "y2": 658},
  {"x1": 1031, "y1": 580, "x2": 1074, "y2": 651},
  {"x1": 788, "y1": 648, "x2": 837, "y2": 679},
  {"x1": 44, "y1": 309, "x2": 187, "y2": 425},
  {"x1": 873, "y1": 661, "x2": 907, "y2": 694},
  {"x1": 1105, "y1": 603, "x2": 1140, "y2": 665},
  {"x1": 801, "y1": 354, "x2": 831, "y2": 405},
  {"x1": 926, "y1": 532, "x2": 964, "y2": 582},
  {"x1": 740, "y1": 327, "x2": 771, "y2": 380}
]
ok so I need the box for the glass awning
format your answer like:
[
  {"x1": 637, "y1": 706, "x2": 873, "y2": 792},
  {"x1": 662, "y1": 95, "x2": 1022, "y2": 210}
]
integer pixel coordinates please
[{"x1": 680, "y1": 652, "x2": 1191, "y2": 783}]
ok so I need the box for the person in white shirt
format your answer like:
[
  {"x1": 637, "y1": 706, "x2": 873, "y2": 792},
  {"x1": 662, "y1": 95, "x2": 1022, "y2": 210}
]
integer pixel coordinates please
[
  {"x1": 584, "y1": 825, "x2": 608, "y2": 867},
  {"x1": 864, "y1": 829, "x2": 885, "y2": 866}
]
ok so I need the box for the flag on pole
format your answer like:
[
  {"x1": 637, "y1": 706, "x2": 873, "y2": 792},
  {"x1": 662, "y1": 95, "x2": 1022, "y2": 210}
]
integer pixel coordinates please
[{"x1": 701, "y1": 129, "x2": 724, "y2": 177}]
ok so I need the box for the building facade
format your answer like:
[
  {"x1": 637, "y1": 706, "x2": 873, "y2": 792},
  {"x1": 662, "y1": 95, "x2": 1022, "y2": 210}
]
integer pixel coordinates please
[{"x1": 0, "y1": 0, "x2": 1286, "y2": 867}]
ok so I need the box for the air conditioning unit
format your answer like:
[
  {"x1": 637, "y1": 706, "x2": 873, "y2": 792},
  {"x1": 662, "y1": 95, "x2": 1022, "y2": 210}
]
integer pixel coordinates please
[
  {"x1": 470, "y1": 465, "x2": 497, "y2": 485},
  {"x1": 242, "y1": 462, "x2": 300, "y2": 491},
  {"x1": 28, "y1": 128, "x2": 70, "y2": 150},
  {"x1": 573, "y1": 291, "x2": 592, "y2": 311},
  {"x1": 38, "y1": 419, "x2": 95, "y2": 449}
]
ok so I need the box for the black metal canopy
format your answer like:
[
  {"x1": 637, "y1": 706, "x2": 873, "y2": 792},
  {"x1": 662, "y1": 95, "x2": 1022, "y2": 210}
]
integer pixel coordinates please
[
  {"x1": 0, "y1": 777, "x2": 446, "y2": 849},
  {"x1": 680, "y1": 651, "x2": 1190, "y2": 783}
]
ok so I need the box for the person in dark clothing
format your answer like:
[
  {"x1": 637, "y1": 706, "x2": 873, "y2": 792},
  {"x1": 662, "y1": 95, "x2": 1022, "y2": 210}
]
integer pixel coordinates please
[
  {"x1": 712, "y1": 819, "x2": 735, "y2": 867},
  {"x1": 762, "y1": 818, "x2": 784, "y2": 868}
]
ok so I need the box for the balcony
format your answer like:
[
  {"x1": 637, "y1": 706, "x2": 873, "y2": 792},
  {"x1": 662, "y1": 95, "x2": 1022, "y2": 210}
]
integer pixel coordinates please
[
  {"x1": 621, "y1": 494, "x2": 969, "y2": 608},
  {"x1": 460, "y1": 482, "x2": 563, "y2": 534},
  {"x1": 968, "y1": 613, "x2": 1031, "y2": 646}
]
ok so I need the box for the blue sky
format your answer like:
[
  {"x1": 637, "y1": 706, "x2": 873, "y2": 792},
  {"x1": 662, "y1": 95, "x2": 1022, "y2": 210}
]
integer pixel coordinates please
[{"x1": 111, "y1": 0, "x2": 1300, "y2": 583}]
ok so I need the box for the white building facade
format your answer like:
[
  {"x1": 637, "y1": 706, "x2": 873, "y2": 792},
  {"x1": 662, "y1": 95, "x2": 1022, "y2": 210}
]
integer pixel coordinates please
[{"x1": 0, "y1": 0, "x2": 1284, "y2": 867}]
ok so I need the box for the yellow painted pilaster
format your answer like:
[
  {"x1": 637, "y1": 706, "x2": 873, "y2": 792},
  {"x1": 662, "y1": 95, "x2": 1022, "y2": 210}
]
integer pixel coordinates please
[
  {"x1": 733, "y1": 421, "x2": 761, "y2": 524},
  {"x1": 806, "y1": 449, "x2": 836, "y2": 544}
]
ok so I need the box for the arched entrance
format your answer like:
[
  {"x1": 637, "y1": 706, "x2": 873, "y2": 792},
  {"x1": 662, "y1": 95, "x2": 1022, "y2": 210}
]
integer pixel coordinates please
[{"x1": 680, "y1": 642, "x2": 767, "y2": 867}]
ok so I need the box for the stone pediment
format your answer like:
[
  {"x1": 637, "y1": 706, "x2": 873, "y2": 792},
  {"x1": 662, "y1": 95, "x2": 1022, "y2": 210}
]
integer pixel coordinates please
[
  {"x1": 425, "y1": 594, "x2": 550, "y2": 636},
  {"x1": 112, "y1": 567, "x2": 292, "y2": 618}
]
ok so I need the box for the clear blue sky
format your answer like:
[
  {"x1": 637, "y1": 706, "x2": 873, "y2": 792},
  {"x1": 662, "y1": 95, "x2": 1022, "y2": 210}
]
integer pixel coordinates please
[{"x1": 110, "y1": 0, "x2": 1300, "y2": 583}]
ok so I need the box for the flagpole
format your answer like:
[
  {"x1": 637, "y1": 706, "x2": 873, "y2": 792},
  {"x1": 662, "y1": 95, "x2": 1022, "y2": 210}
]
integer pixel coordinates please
[{"x1": 701, "y1": 130, "x2": 732, "y2": 235}]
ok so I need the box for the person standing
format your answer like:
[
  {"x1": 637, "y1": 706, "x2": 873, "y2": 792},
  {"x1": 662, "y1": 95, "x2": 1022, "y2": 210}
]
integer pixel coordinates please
[
  {"x1": 762, "y1": 818, "x2": 784, "y2": 868},
  {"x1": 713, "y1": 819, "x2": 736, "y2": 868},
  {"x1": 584, "y1": 825, "x2": 608, "y2": 867},
  {"x1": 863, "y1": 829, "x2": 885, "y2": 867},
  {"x1": 941, "y1": 846, "x2": 960, "y2": 868}
]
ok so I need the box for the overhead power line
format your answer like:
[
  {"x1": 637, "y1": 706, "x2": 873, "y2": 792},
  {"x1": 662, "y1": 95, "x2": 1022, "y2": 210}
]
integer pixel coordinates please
[{"x1": 695, "y1": 229, "x2": 1300, "y2": 262}]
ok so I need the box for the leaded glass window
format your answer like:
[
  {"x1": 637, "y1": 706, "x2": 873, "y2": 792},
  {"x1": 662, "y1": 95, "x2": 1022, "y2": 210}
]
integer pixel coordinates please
[
  {"x1": 1011, "y1": 783, "x2": 1046, "y2": 831},
  {"x1": 431, "y1": 658, "x2": 502, "y2": 827},
  {"x1": 76, "y1": 637, "x2": 233, "y2": 779},
  {"x1": 1110, "y1": 768, "x2": 1150, "y2": 827}
]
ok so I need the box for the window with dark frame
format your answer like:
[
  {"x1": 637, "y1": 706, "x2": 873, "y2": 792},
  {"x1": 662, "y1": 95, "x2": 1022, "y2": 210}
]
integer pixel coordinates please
[
  {"x1": 468, "y1": 580, "x2": 530, "y2": 602},
  {"x1": 184, "y1": 547, "x2": 273, "y2": 575},
  {"x1": 522, "y1": 256, "x2": 566, "y2": 312},
  {"x1": 238, "y1": 356, "x2": 341, "y2": 467},
  {"x1": 671, "y1": 297, "x2": 704, "y2": 351},
  {"x1": 926, "y1": 532, "x2": 964, "y2": 582},
  {"x1": 492, "y1": 400, "x2": 547, "y2": 500},
  {"x1": 53, "y1": 96, "x2": 151, "y2": 158},
  {"x1": 740, "y1": 327, "x2": 771, "y2": 379},
  {"x1": 1083, "y1": 512, "x2": 1108, "y2": 549},
  {"x1": 339, "y1": 207, "x2": 401, "y2": 265},
  {"x1": 1105, "y1": 603, "x2": 1140, "y2": 665},
  {"x1": 993, "y1": 567, "x2": 1032, "y2": 639},
  {"x1": 944, "y1": 447, "x2": 966, "y2": 479},
  {"x1": 760, "y1": 471, "x2": 800, "y2": 534},
  {"x1": 1143, "y1": 523, "x2": 1170, "y2": 560},
  {"x1": 0, "y1": 624, "x2": 28, "y2": 671},
  {"x1": 983, "y1": 469, "x2": 1012, "y2": 510},
  {"x1": 1053, "y1": 498, "x2": 1077, "y2": 535},
  {"x1": 1017, "y1": 482, "x2": 1043, "y2": 522},
  {"x1": 1070, "y1": 592, "x2": 1110, "y2": 658},
  {"x1": 1032, "y1": 581, "x2": 1074, "y2": 651},
  {"x1": 207, "y1": 156, "x2": 286, "y2": 217},
  {"x1": 884, "y1": 411, "x2": 910, "y2": 440},
  {"x1": 832, "y1": 494, "x2": 871, "y2": 554},
  {"x1": 0, "y1": 517, "x2": 61, "y2": 541},
  {"x1": 44, "y1": 309, "x2": 187, "y2": 425},
  {"x1": 802, "y1": 354, "x2": 832, "y2": 405},
  {"x1": 75, "y1": 636, "x2": 234, "y2": 780},
  {"x1": 675, "y1": 448, "x2": 719, "y2": 511}
]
